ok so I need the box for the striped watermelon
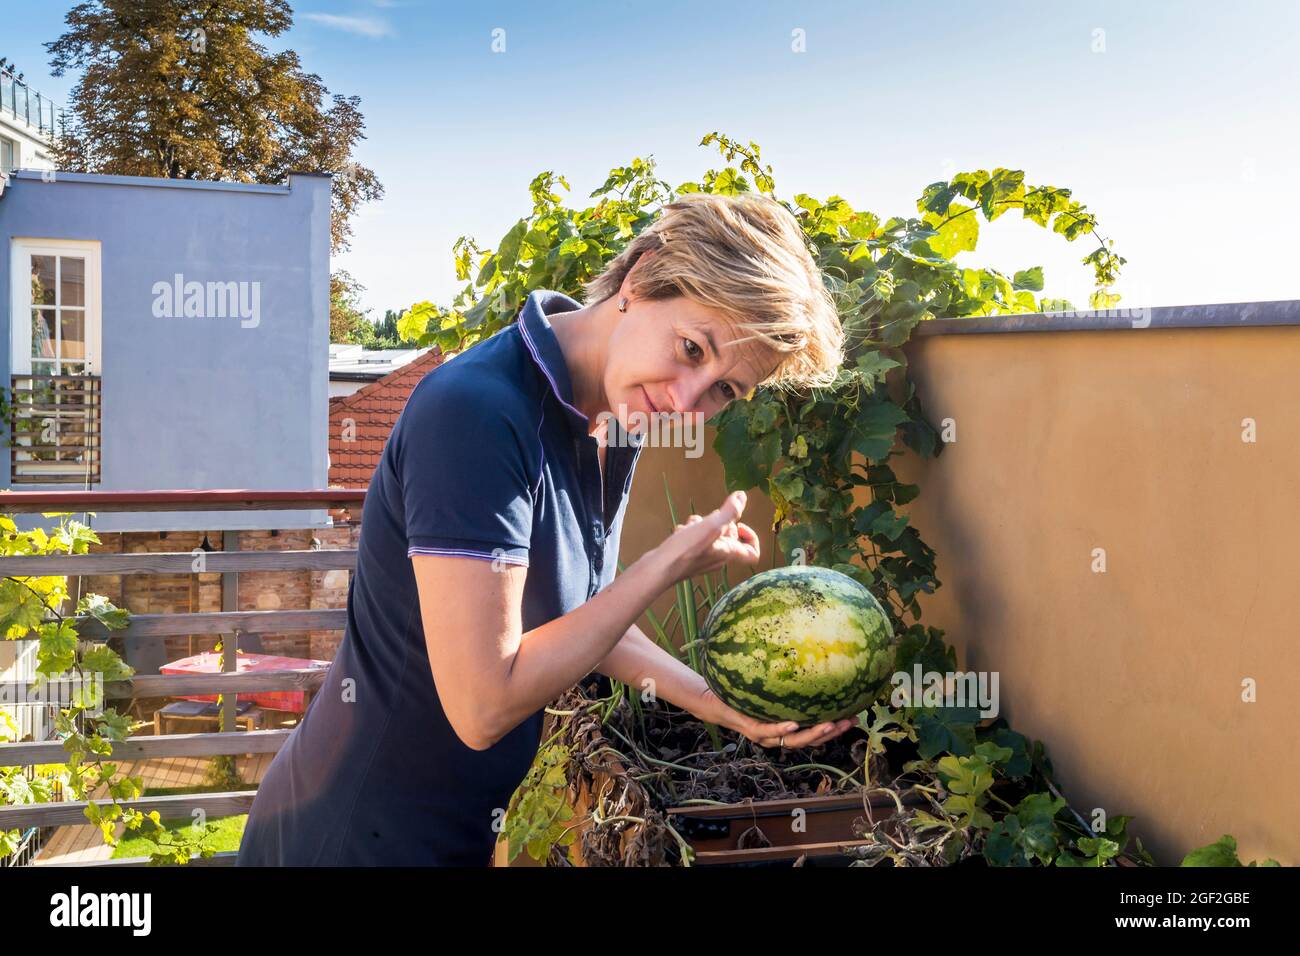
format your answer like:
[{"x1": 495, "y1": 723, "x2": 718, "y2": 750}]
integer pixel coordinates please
[{"x1": 699, "y1": 565, "x2": 896, "y2": 726}]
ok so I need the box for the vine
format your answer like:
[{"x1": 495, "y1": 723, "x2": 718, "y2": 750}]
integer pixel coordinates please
[{"x1": 0, "y1": 512, "x2": 222, "y2": 864}]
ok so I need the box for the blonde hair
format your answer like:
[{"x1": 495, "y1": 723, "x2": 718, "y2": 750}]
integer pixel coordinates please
[{"x1": 581, "y1": 192, "x2": 845, "y2": 392}]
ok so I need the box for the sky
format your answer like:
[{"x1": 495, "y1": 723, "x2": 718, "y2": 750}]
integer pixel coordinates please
[{"x1": 5, "y1": 0, "x2": 1300, "y2": 319}]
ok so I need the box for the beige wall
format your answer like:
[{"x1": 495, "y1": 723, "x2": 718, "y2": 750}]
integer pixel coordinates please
[
  {"x1": 617, "y1": 323, "x2": 1295, "y2": 865},
  {"x1": 892, "y1": 325, "x2": 1298, "y2": 866},
  {"x1": 620, "y1": 436, "x2": 778, "y2": 633}
]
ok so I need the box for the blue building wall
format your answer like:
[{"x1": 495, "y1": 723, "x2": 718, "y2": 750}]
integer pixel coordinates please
[{"x1": 0, "y1": 170, "x2": 331, "y2": 531}]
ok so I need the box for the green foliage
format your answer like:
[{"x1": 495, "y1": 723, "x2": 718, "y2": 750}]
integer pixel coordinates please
[
  {"x1": 709, "y1": 156, "x2": 1126, "y2": 629},
  {"x1": 203, "y1": 755, "x2": 244, "y2": 791},
  {"x1": 329, "y1": 273, "x2": 406, "y2": 350},
  {"x1": 113, "y1": 813, "x2": 243, "y2": 860},
  {"x1": 0, "y1": 511, "x2": 197, "y2": 865},
  {"x1": 1181, "y1": 834, "x2": 1280, "y2": 868},
  {"x1": 394, "y1": 133, "x2": 1124, "y2": 636},
  {"x1": 502, "y1": 743, "x2": 577, "y2": 863}
]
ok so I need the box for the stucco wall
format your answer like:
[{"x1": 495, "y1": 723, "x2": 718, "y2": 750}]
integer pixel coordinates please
[
  {"x1": 615, "y1": 301, "x2": 1297, "y2": 866},
  {"x1": 0, "y1": 170, "x2": 331, "y2": 532},
  {"x1": 890, "y1": 305, "x2": 1298, "y2": 865},
  {"x1": 620, "y1": 434, "x2": 779, "y2": 633}
]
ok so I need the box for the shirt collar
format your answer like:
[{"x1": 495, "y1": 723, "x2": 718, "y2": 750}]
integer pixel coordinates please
[{"x1": 517, "y1": 289, "x2": 646, "y2": 449}]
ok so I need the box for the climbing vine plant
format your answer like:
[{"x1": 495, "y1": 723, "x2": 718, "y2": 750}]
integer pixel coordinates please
[
  {"x1": 398, "y1": 132, "x2": 1125, "y2": 636},
  {"x1": 0, "y1": 512, "x2": 225, "y2": 864}
]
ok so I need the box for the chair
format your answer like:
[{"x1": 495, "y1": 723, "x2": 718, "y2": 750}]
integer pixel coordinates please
[{"x1": 153, "y1": 699, "x2": 262, "y2": 735}]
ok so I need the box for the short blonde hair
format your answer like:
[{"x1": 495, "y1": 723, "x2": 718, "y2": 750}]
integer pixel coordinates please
[{"x1": 581, "y1": 192, "x2": 845, "y2": 392}]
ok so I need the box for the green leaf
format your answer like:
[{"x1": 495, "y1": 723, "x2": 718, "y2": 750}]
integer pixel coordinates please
[
  {"x1": 1012, "y1": 266, "x2": 1044, "y2": 291},
  {"x1": 913, "y1": 707, "x2": 979, "y2": 759},
  {"x1": 917, "y1": 181, "x2": 956, "y2": 216},
  {"x1": 1180, "y1": 834, "x2": 1255, "y2": 867},
  {"x1": 935, "y1": 752, "x2": 1000, "y2": 831},
  {"x1": 0, "y1": 578, "x2": 49, "y2": 638},
  {"x1": 868, "y1": 509, "x2": 909, "y2": 542},
  {"x1": 845, "y1": 401, "x2": 909, "y2": 462},
  {"x1": 495, "y1": 220, "x2": 529, "y2": 273},
  {"x1": 980, "y1": 726, "x2": 1032, "y2": 778},
  {"x1": 980, "y1": 168, "x2": 1025, "y2": 220},
  {"x1": 925, "y1": 203, "x2": 979, "y2": 259},
  {"x1": 77, "y1": 593, "x2": 130, "y2": 632},
  {"x1": 985, "y1": 817, "x2": 1029, "y2": 866},
  {"x1": 854, "y1": 351, "x2": 901, "y2": 386},
  {"x1": 771, "y1": 471, "x2": 804, "y2": 502},
  {"x1": 396, "y1": 302, "x2": 437, "y2": 344},
  {"x1": 37, "y1": 621, "x2": 80, "y2": 676},
  {"x1": 1058, "y1": 837, "x2": 1120, "y2": 867},
  {"x1": 714, "y1": 414, "x2": 772, "y2": 491},
  {"x1": 79, "y1": 643, "x2": 134, "y2": 683},
  {"x1": 893, "y1": 624, "x2": 956, "y2": 677}
]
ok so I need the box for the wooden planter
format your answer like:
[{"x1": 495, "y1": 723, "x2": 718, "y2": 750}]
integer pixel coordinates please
[
  {"x1": 495, "y1": 752, "x2": 929, "y2": 867},
  {"x1": 665, "y1": 790, "x2": 931, "y2": 865}
]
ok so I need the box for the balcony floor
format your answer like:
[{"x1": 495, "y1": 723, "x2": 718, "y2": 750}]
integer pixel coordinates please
[{"x1": 31, "y1": 751, "x2": 272, "y2": 865}]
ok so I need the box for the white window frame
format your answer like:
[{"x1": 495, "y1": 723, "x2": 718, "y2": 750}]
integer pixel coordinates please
[
  {"x1": 0, "y1": 134, "x2": 16, "y2": 176},
  {"x1": 10, "y1": 237, "x2": 102, "y2": 375}
]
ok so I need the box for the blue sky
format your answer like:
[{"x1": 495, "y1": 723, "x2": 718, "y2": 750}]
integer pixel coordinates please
[{"x1": 6, "y1": 0, "x2": 1299, "y2": 318}]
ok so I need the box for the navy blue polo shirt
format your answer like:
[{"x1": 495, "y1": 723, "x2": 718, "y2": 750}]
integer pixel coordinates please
[{"x1": 237, "y1": 290, "x2": 644, "y2": 866}]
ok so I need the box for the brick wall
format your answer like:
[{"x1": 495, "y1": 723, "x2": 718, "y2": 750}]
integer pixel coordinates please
[{"x1": 74, "y1": 516, "x2": 361, "y2": 667}]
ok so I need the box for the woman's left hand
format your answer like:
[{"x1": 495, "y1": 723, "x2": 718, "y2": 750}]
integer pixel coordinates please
[{"x1": 692, "y1": 686, "x2": 859, "y2": 750}]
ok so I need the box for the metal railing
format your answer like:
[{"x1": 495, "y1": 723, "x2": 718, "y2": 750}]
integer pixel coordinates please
[
  {"x1": 0, "y1": 71, "x2": 59, "y2": 138},
  {"x1": 0, "y1": 70, "x2": 58, "y2": 136},
  {"x1": 0, "y1": 488, "x2": 365, "y2": 866}
]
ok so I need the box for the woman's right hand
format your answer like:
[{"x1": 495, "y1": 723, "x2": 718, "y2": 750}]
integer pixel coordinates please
[{"x1": 650, "y1": 490, "x2": 761, "y2": 586}]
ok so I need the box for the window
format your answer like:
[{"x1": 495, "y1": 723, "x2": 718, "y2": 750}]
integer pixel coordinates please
[
  {"x1": 0, "y1": 136, "x2": 15, "y2": 176},
  {"x1": 9, "y1": 239, "x2": 102, "y2": 483}
]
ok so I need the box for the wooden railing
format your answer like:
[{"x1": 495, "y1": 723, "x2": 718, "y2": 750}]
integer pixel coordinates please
[
  {"x1": 8, "y1": 374, "x2": 102, "y2": 484},
  {"x1": 0, "y1": 488, "x2": 365, "y2": 866}
]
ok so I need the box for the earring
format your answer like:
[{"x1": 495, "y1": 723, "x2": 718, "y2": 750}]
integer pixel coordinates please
[{"x1": 618, "y1": 296, "x2": 628, "y2": 313}]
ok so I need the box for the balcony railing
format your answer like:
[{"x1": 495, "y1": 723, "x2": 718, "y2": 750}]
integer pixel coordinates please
[
  {"x1": 0, "y1": 488, "x2": 365, "y2": 866},
  {"x1": 0, "y1": 71, "x2": 59, "y2": 138},
  {"x1": 8, "y1": 374, "x2": 102, "y2": 484}
]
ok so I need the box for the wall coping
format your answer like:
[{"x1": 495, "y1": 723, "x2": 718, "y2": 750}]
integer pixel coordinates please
[
  {"x1": 913, "y1": 299, "x2": 1300, "y2": 335},
  {"x1": 7, "y1": 169, "x2": 330, "y2": 195}
]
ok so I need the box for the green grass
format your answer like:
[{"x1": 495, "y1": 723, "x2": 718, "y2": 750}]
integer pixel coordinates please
[
  {"x1": 112, "y1": 814, "x2": 247, "y2": 857},
  {"x1": 110, "y1": 783, "x2": 257, "y2": 859}
]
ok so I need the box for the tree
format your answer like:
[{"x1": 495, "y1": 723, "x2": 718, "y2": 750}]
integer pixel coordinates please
[
  {"x1": 329, "y1": 270, "x2": 369, "y2": 344},
  {"x1": 329, "y1": 275, "x2": 405, "y2": 349},
  {"x1": 46, "y1": 0, "x2": 382, "y2": 253}
]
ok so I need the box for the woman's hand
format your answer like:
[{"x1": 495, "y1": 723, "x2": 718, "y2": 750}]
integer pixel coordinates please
[
  {"x1": 693, "y1": 685, "x2": 859, "y2": 749},
  {"x1": 651, "y1": 490, "x2": 760, "y2": 587}
]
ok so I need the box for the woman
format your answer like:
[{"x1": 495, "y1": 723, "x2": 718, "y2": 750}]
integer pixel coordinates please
[{"x1": 236, "y1": 192, "x2": 849, "y2": 866}]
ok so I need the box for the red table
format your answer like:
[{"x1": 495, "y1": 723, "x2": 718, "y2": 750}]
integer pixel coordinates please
[{"x1": 160, "y1": 651, "x2": 330, "y2": 714}]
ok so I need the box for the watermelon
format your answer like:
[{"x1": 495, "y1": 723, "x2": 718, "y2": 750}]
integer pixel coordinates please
[{"x1": 699, "y1": 565, "x2": 896, "y2": 726}]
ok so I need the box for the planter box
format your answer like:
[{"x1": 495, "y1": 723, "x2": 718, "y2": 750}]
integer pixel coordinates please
[
  {"x1": 665, "y1": 791, "x2": 931, "y2": 865},
  {"x1": 495, "y1": 752, "x2": 931, "y2": 867}
]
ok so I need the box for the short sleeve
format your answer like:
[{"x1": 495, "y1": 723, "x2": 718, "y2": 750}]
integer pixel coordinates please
[{"x1": 395, "y1": 370, "x2": 538, "y2": 567}]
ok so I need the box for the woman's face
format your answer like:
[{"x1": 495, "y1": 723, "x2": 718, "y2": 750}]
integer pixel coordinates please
[{"x1": 603, "y1": 294, "x2": 778, "y2": 431}]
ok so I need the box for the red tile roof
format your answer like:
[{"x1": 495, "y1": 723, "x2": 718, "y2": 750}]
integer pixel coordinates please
[{"x1": 328, "y1": 347, "x2": 446, "y2": 491}]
